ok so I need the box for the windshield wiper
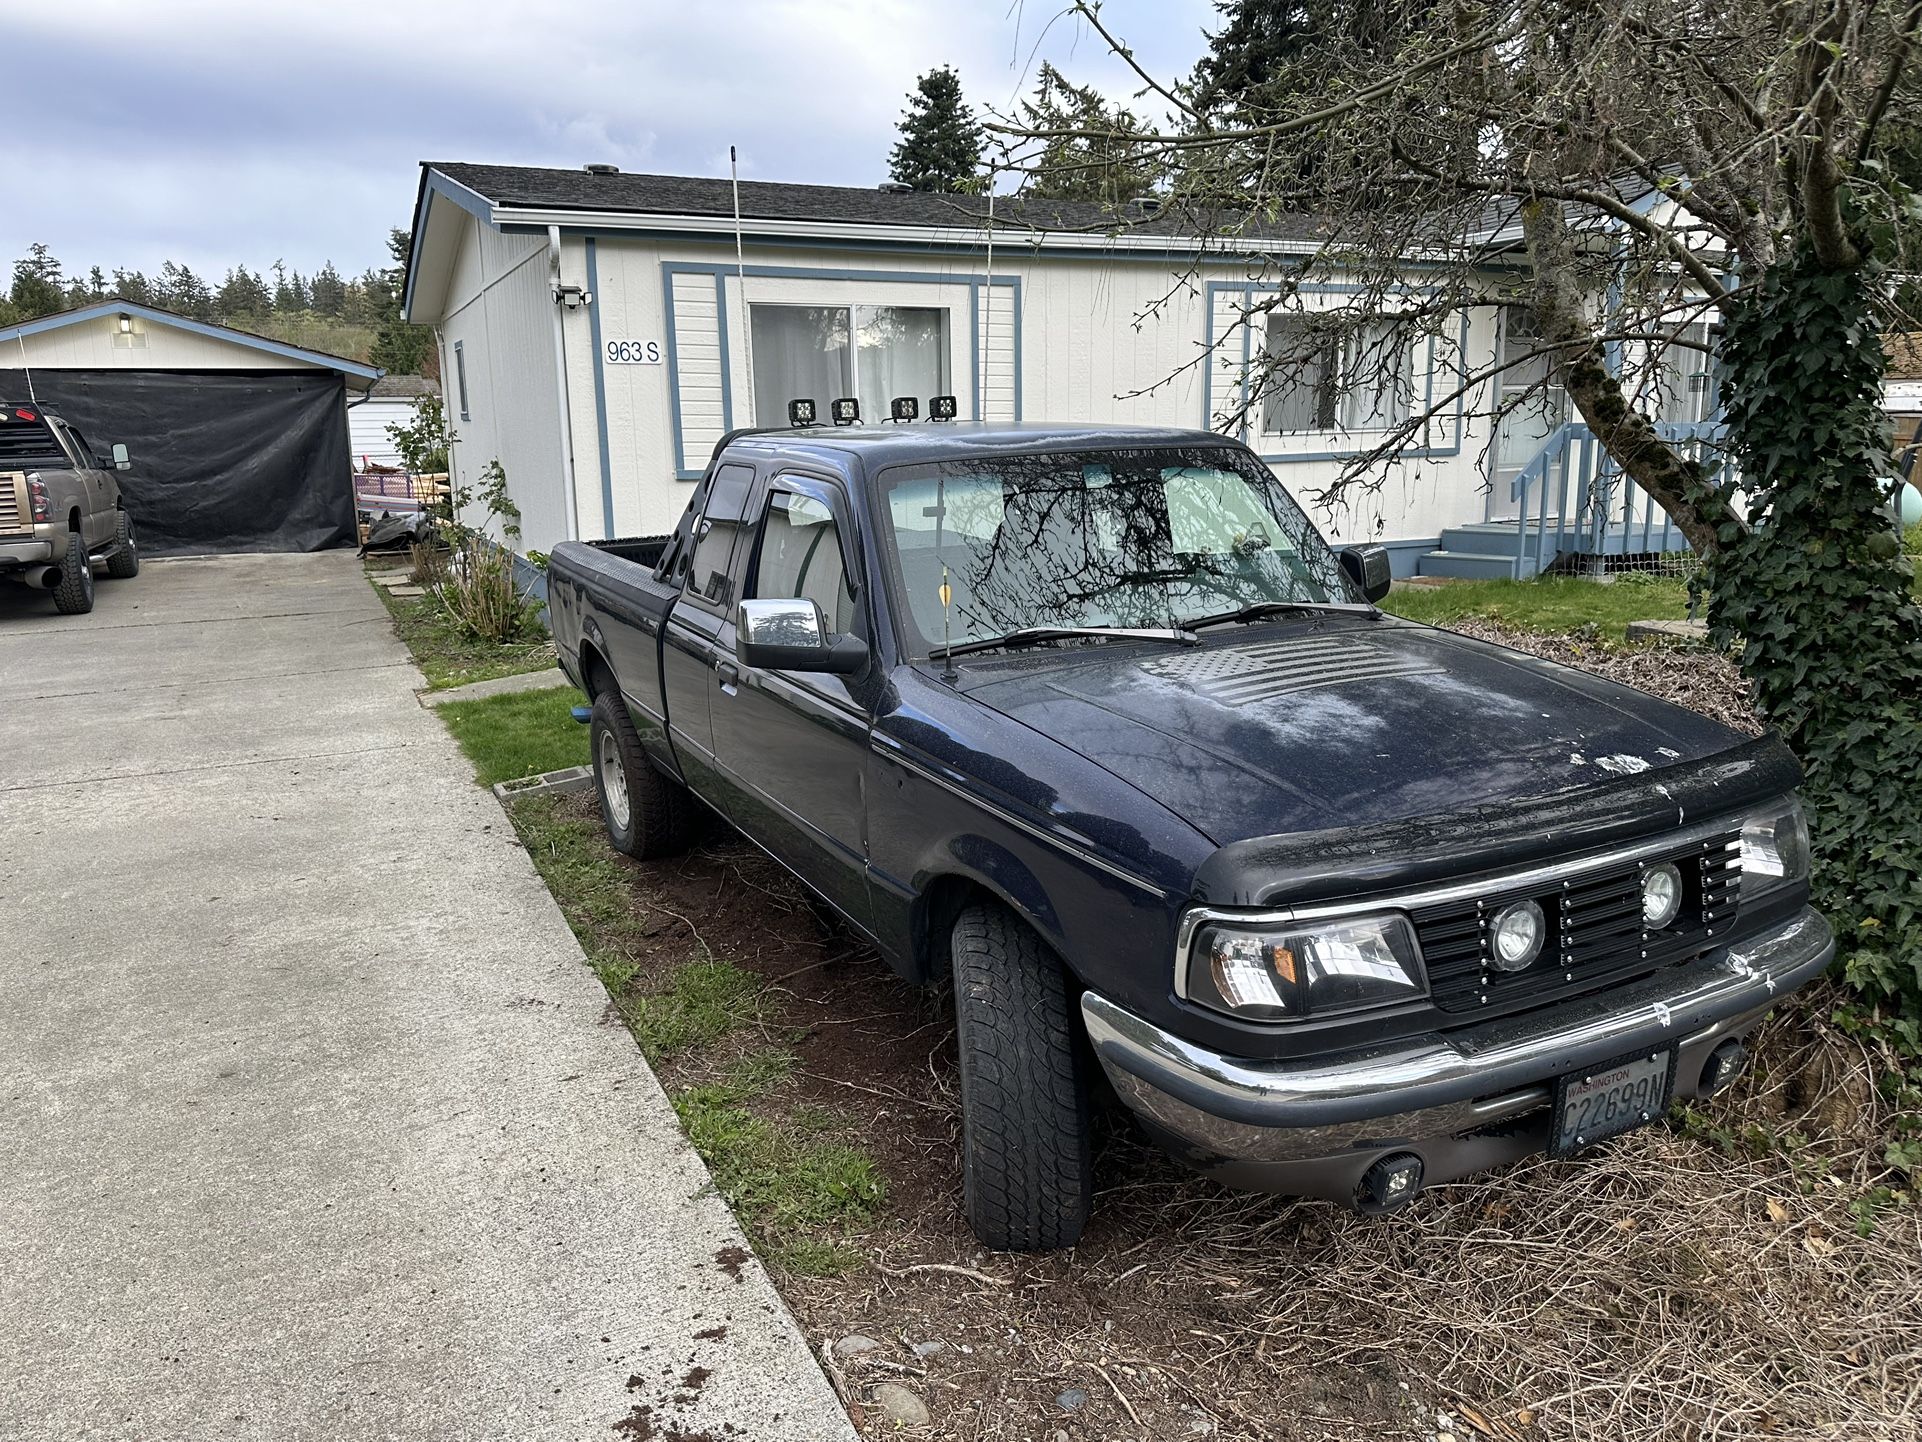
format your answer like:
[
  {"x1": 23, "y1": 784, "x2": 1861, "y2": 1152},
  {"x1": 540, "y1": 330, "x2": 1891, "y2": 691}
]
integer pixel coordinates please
[
  {"x1": 930, "y1": 625, "x2": 1200, "y2": 661},
  {"x1": 1177, "y1": 599, "x2": 1380, "y2": 630}
]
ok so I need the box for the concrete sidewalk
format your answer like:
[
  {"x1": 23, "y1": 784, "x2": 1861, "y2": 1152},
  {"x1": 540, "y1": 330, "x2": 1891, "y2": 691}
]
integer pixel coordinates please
[{"x1": 0, "y1": 554, "x2": 854, "y2": 1442}]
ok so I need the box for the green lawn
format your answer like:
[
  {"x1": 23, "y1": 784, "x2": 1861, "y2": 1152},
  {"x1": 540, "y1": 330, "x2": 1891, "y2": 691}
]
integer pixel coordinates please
[
  {"x1": 436, "y1": 686, "x2": 588, "y2": 786},
  {"x1": 370, "y1": 577, "x2": 558, "y2": 690},
  {"x1": 1379, "y1": 574, "x2": 1693, "y2": 635}
]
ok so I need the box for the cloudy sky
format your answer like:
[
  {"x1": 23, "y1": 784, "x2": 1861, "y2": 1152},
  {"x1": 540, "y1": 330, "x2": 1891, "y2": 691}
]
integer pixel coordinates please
[{"x1": 9, "y1": 0, "x2": 1215, "y2": 285}]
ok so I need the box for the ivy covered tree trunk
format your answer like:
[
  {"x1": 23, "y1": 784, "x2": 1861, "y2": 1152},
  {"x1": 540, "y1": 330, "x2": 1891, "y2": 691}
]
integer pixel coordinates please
[{"x1": 1707, "y1": 250, "x2": 1922, "y2": 1040}]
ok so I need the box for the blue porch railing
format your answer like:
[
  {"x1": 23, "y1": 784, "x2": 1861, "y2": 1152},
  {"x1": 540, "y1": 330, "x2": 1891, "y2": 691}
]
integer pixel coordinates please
[{"x1": 1506, "y1": 419, "x2": 1726, "y2": 579}]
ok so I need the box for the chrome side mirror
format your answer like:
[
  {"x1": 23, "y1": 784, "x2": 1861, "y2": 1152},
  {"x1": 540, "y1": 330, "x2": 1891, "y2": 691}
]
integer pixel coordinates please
[
  {"x1": 1338, "y1": 543, "x2": 1393, "y2": 603},
  {"x1": 111, "y1": 443, "x2": 131, "y2": 472},
  {"x1": 736, "y1": 598, "x2": 868, "y2": 675}
]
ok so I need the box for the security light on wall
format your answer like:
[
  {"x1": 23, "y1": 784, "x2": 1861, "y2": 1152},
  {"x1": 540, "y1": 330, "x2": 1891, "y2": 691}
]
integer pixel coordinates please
[
  {"x1": 117, "y1": 314, "x2": 133, "y2": 333},
  {"x1": 554, "y1": 285, "x2": 593, "y2": 310}
]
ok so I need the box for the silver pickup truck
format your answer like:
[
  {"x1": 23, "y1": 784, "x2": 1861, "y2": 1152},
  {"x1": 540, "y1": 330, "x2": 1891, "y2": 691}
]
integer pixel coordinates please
[{"x1": 0, "y1": 402, "x2": 140, "y2": 614}]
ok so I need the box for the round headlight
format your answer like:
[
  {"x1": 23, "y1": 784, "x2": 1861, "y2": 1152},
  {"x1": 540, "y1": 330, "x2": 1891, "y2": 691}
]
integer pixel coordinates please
[
  {"x1": 1641, "y1": 861, "x2": 1683, "y2": 930},
  {"x1": 1489, "y1": 899, "x2": 1545, "y2": 971}
]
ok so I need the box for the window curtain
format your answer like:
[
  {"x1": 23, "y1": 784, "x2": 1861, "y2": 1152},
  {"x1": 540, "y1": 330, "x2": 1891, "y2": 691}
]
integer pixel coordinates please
[
  {"x1": 750, "y1": 306, "x2": 849, "y2": 425},
  {"x1": 1262, "y1": 315, "x2": 1338, "y2": 432},
  {"x1": 855, "y1": 306, "x2": 948, "y2": 419}
]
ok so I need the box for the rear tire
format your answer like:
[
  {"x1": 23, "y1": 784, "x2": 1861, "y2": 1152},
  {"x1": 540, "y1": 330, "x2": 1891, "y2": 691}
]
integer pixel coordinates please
[
  {"x1": 104, "y1": 512, "x2": 139, "y2": 578},
  {"x1": 950, "y1": 901, "x2": 1094, "y2": 1251},
  {"x1": 52, "y1": 532, "x2": 94, "y2": 615},
  {"x1": 589, "y1": 690, "x2": 692, "y2": 859}
]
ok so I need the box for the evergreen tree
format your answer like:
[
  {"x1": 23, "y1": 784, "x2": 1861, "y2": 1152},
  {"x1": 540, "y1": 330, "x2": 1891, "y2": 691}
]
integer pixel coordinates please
[
  {"x1": 369, "y1": 228, "x2": 434, "y2": 376},
  {"x1": 158, "y1": 261, "x2": 213, "y2": 319},
  {"x1": 1015, "y1": 64, "x2": 1160, "y2": 205},
  {"x1": 309, "y1": 261, "x2": 346, "y2": 317},
  {"x1": 888, "y1": 67, "x2": 984, "y2": 192},
  {"x1": 10, "y1": 244, "x2": 67, "y2": 319},
  {"x1": 216, "y1": 266, "x2": 271, "y2": 320},
  {"x1": 111, "y1": 268, "x2": 152, "y2": 306}
]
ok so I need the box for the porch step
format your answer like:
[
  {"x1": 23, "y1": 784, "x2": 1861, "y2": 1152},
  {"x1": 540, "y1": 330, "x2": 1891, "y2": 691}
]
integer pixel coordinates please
[
  {"x1": 1438, "y1": 522, "x2": 1534, "y2": 558},
  {"x1": 1416, "y1": 549, "x2": 1538, "y2": 581}
]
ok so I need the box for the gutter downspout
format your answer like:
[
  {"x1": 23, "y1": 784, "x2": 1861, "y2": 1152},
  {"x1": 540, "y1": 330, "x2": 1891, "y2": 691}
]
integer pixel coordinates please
[{"x1": 548, "y1": 225, "x2": 582, "y2": 543}]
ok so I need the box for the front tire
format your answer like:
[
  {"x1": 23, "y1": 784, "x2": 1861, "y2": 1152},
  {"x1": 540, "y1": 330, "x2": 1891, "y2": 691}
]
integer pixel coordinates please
[
  {"x1": 950, "y1": 902, "x2": 1095, "y2": 1251},
  {"x1": 52, "y1": 532, "x2": 94, "y2": 614},
  {"x1": 104, "y1": 512, "x2": 140, "y2": 578},
  {"x1": 589, "y1": 690, "x2": 691, "y2": 859}
]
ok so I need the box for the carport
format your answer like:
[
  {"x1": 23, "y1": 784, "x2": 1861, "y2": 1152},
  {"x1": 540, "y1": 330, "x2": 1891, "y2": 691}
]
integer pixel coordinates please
[{"x1": 0, "y1": 300, "x2": 381, "y2": 555}]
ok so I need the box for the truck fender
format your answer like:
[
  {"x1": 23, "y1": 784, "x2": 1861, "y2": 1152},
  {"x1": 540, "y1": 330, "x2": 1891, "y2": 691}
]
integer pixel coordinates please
[{"x1": 909, "y1": 836, "x2": 1065, "y2": 982}]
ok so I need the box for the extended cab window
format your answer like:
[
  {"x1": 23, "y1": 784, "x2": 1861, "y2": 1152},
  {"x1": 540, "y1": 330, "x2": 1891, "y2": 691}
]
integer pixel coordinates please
[
  {"x1": 684, "y1": 463, "x2": 756, "y2": 610},
  {"x1": 752, "y1": 490, "x2": 855, "y2": 633}
]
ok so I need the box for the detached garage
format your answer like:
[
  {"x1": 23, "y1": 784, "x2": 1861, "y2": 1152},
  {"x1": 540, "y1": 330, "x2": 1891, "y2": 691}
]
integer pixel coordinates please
[{"x1": 0, "y1": 301, "x2": 381, "y2": 555}]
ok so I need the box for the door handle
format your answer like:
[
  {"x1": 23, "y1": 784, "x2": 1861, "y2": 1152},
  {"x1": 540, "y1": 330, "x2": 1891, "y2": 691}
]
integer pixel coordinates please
[{"x1": 716, "y1": 661, "x2": 740, "y2": 689}]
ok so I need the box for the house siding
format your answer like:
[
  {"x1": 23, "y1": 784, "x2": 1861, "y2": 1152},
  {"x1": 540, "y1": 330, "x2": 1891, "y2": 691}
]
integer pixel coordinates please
[
  {"x1": 435, "y1": 219, "x2": 571, "y2": 550},
  {"x1": 426, "y1": 216, "x2": 1514, "y2": 559}
]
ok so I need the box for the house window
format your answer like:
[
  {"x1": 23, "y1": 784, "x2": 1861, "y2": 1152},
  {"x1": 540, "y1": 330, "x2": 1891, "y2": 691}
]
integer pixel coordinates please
[
  {"x1": 750, "y1": 304, "x2": 947, "y2": 425},
  {"x1": 1261, "y1": 314, "x2": 1413, "y2": 435},
  {"x1": 1654, "y1": 323, "x2": 1713, "y2": 424},
  {"x1": 453, "y1": 340, "x2": 471, "y2": 421}
]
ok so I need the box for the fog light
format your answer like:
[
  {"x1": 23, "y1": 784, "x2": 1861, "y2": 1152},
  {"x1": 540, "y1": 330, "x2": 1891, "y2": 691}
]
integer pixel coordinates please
[
  {"x1": 1357, "y1": 1153, "x2": 1424, "y2": 1214},
  {"x1": 1702, "y1": 1038, "x2": 1749, "y2": 1096},
  {"x1": 1641, "y1": 861, "x2": 1683, "y2": 929},
  {"x1": 1489, "y1": 899, "x2": 1545, "y2": 971}
]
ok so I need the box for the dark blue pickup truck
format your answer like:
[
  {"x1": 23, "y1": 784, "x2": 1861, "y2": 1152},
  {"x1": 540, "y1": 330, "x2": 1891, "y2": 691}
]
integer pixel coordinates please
[{"x1": 548, "y1": 422, "x2": 1831, "y2": 1252}]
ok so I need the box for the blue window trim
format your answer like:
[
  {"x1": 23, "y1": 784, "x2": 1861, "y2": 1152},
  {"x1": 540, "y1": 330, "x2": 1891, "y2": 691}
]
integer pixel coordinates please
[
  {"x1": 657, "y1": 259, "x2": 1022, "y2": 480},
  {"x1": 586, "y1": 237, "x2": 616, "y2": 537},
  {"x1": 1203, "y1": 279, "x2": 1471, "y2": 463},
  {"x1": 454, "y1": 339, "x2": 471, "y2": 421},
  {"x1": 0, "y1": 298, "x2": 383, "y2": 381}
]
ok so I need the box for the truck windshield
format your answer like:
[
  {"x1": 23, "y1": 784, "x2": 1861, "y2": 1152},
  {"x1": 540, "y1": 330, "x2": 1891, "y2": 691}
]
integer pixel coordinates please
[{"x1": 875, "y1": 446, "x2": 1355, "y2": 655}]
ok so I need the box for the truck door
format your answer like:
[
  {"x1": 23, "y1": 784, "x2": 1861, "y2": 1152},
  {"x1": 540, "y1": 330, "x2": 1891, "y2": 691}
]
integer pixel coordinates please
[
  {"x1": 661, "y1": 462, "x2": 756, "y2": 796},
  {"x1": 709, "y1": 475, "x2": 874, "y2": 934},
  {"x1": 49, "y1": 419, "x2": 110, "y2": 545}
]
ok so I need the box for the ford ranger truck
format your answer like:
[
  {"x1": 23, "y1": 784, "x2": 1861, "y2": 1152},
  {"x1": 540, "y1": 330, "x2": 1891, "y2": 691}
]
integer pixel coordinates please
[
  {"x1": 545, "y1": 422, "x2": 1830, "y2": 1253},
  {"x1": 0, "y1": 403, "x2": 140, "y2": 614}
]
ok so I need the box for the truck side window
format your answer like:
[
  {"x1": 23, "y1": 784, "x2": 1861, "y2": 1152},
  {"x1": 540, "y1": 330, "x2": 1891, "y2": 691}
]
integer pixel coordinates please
[
  {"x1": 684, "y1": 462, "x2": 756, "y2": 610},
  {"x1": 751, "y1": 490, "x2": 855, "y2": 633}
]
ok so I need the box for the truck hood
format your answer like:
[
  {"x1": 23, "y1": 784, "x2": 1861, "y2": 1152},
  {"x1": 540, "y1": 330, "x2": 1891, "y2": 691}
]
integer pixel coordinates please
[{"x1": 950, "y1": 616, "x2": 1746, "y2": 845}]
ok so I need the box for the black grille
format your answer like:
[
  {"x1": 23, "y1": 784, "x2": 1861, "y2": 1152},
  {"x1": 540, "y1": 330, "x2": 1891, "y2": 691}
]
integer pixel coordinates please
[{"x1": 1413, "y1": 831, "x2": 1741, "y2": 1014}]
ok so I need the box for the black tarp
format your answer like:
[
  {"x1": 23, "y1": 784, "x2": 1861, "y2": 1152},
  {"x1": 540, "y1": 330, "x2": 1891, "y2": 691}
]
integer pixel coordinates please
[{"x1": 0, "y1": 368, "x2": 355, "y2": 556}]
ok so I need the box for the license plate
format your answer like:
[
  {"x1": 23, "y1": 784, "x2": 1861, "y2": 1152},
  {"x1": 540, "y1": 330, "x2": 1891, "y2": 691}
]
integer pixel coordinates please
[{"x1": 1550, "y1": 1049, "x2": 1675, "y2": 1156}]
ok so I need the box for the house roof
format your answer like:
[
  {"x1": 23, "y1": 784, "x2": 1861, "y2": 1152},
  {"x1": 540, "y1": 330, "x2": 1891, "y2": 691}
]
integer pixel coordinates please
[
  {"x1": 367, "y1": 374, "x2": 439, "y2": 399},
  {"x1": 426, "y1": 161, "x2": 1331, "y2": 244},
  {"x1": 0, "y1": 300, "x2": 383, "y2": 385}
]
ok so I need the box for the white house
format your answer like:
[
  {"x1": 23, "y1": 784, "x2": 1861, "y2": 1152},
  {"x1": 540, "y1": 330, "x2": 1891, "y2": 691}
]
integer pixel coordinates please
[
  {"x1": 401, "y1": 162, "x2": 1713, "y2": 579},
  {"x1": 349, "y1": 375, "x2": 440, "y2": 469}
]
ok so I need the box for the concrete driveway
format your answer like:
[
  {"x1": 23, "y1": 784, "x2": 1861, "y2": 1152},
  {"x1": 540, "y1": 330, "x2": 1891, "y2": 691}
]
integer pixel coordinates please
[{"x1": 0, "y1": 554, "x2": 854, "y2": 1442}]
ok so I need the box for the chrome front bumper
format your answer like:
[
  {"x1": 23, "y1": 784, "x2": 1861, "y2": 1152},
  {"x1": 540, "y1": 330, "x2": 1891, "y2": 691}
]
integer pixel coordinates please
[{"x1": 1083, "y1": 907, "x2": 1833, "y2": 1195}]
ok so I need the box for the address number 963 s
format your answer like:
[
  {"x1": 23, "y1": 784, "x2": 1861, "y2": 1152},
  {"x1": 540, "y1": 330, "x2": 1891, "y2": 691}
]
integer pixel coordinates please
[{"x1": 605, "y1": 339, "x2": 663, "y2": 365}]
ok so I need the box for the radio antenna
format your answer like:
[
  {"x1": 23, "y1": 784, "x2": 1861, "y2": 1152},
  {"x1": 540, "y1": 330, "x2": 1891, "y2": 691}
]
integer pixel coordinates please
[
  {"x1": 979, "y1": 167, "x2": 995, "y2": 421},
  {"x1": 16, "y1": 334, "x2": 37, "y2": 404},
  {"x1": 730, "y1": 145, "x2": 755, "y2": 423}
]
